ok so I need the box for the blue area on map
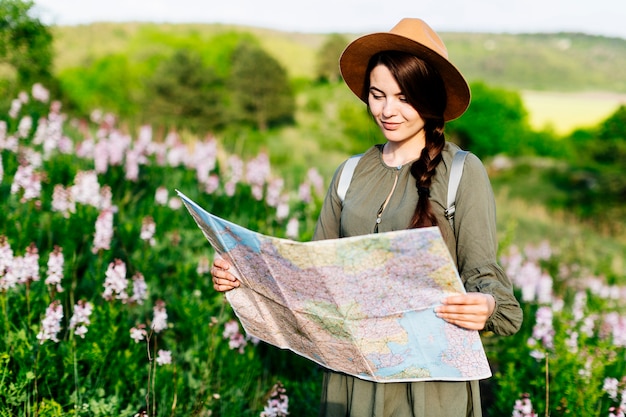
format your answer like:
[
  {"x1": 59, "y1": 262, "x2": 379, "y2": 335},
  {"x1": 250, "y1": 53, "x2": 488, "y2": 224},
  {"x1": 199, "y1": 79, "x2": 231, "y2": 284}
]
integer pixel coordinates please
[
  {"x1": 178, "y1": 191, "x2": 262, "y2": 253},
  {"x1": 371, "y1": 310, "x2": 461, "y2": 379}
]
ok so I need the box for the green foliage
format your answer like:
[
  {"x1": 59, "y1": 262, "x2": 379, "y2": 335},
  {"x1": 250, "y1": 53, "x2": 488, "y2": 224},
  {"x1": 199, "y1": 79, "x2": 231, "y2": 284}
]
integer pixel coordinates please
[
  {"x1": 58, "y1": 54, "x2": 142, "y2": 117},
  {"x1": 448, "y1": 82, "x2": 547, "y2": 158},
  {"x1": 315, "y1": 34, "x2": 349, "y2": 83},
  {"x1": 228, "y1": 42, "x2": 295, "y2": 130},
  {"x1": 0, "y1": 0, "x2": 54, "y2": 99},
  {"x1": 143, "y1": 48, "x2": 226, "y2": 133}
]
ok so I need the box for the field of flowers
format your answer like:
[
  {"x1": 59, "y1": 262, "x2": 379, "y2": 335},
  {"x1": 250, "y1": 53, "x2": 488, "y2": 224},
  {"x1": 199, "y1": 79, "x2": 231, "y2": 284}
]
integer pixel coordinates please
[{"x1": 0, "y1": 85, "x2": 625, "y2": 417}]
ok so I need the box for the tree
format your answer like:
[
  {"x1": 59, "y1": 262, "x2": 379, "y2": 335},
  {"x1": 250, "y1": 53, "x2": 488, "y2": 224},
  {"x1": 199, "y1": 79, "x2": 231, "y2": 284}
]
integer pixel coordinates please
[
  {"x1": 0, "y1": 0, "x2": 53, "y2": 90},
  {"x1": 144, "y1": 48, "x2": 226, "y2": 133},
  {"x1": 447, "y1": 82, "x2": 535, "y2": 157},
  {"x1": 316, "y1": 34, "x2": 349, "y2": 83},
  {"x1": 228, "y1": 42, "x2": 294, "y2": 131}
]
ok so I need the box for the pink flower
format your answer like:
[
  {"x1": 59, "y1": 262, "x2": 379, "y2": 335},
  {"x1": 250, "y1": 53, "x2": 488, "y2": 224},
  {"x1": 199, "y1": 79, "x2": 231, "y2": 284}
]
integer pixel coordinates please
[
  {"x1": 69, "y1": 300, "x2": 93, "y2": 338},
  {"x1": 156, "y1": 349, "x2": 172, "y2": 366},
  {"x1": 10, "y1": 163, "x2": 42, "y2": 203},
  {"x1": 151, "y1": 300, "x2": 168, "y2": 333},
  {"x1": 92, "y1": 209, "x2": 114, "y2": 253},
  {"x1": 32, "y1": 83, "x2": 50, "y2": 102},
  {"x1": 155, "y1": 187, "x2": 168, "y2": 205},
  {"x1": 71, "y1": 171, "x2": 101, "y2": 207},
  {"x1": 51, "y1": 184, "x2": 76, "y2": 218},
  {"x1": 0, "y1": 236, "x2": 17, "y2": 291},
  {"x1": 102, "y1": 259, "x2": 128, "y2": 302},
  {"x1": 260, "y1": 382, "x2": 289, "y2": 417},
  {"x1": 17, "y1": 243, "x2": 39, "y2": 285},
  {"x1": 140, "y1": 216, "x2": 156, "y2": 245},
  {"x1": 286, "y1": 218, "x2": 299, "y2": 240},
  {"x1": 512, "y1": 393, "x2": 537, "y2": 417},
  {"x1": 36, "y1": 300, "x2": 64, "y2": 344},
  {"x1": 129, "y1": 273, "x2": 148, "y2": 305},
  {"x1": 130, "y1": 324, "x2": 148, "y2": 343},
  {"x1": 45, "y1": 245, "x2": 64, "y2": 293}
]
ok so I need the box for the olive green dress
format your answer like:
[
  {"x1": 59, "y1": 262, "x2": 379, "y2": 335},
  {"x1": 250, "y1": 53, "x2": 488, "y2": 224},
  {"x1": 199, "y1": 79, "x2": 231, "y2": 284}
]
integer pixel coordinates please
[{"x1": 313, "y1": 142, "x2": 523, "y2": 417}]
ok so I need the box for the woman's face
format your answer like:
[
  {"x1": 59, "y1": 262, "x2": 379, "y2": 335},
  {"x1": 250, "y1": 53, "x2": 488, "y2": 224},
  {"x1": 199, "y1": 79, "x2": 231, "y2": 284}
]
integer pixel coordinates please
[{"x1": 368, "y1": 64, "x2": 426, "y2": 146}]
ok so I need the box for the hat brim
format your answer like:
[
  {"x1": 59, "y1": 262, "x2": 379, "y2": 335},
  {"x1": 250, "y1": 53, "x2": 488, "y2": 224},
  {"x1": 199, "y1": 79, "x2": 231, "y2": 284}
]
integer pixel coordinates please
[{"x1": 340, "y1": 32, "x2": 470, "y2": 121}]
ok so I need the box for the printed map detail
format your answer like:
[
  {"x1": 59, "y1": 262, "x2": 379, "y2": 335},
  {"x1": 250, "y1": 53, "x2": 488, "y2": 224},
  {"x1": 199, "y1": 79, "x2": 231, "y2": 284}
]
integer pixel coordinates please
[{"x1": 178, "y1": 191, "x2": 491, "y2": 383}]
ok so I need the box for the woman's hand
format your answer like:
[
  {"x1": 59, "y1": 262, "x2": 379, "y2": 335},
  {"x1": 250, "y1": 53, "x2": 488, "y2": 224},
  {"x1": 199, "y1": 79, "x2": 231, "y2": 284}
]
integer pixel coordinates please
[
  {"x1": 211, "y1": 256, "x2": 240, "y2": 292},
  {"x1": 435, "y1": 293, "x2": 495, "y2": 330}
]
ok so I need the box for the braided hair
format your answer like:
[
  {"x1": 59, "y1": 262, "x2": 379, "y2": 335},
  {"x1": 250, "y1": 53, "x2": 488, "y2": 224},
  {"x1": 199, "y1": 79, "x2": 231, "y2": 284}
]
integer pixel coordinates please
[{"x1": 365, "y1": 51, "x2": 447, "y2": 228}]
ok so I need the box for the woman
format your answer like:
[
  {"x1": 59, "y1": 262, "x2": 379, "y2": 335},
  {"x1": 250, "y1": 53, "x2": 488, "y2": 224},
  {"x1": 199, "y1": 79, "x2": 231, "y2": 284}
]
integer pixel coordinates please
[{"x1": 212, "y1": 18, "x2": 523, "y2": 417}]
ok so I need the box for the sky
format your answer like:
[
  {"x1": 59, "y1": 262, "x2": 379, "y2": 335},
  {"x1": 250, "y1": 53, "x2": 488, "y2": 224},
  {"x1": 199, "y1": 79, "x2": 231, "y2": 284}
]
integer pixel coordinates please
[{"x1": 33, "y1": 0, "x2": 626, "y2": 39}]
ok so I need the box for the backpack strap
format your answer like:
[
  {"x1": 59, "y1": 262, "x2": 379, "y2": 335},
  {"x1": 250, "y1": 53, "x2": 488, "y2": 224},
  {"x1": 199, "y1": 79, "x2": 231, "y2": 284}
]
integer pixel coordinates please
[
  {"x1": 445, "y1": 150, "x2": 469, "y2": 229},
  {"x1": 337, "y1": 154, "x2": 362, "y2": 203}
]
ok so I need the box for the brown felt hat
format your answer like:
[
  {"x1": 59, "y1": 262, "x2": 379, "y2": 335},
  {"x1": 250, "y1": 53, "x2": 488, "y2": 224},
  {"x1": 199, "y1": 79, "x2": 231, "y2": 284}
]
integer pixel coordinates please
[{"x1": 339, "y1": 18, "x2": 470, "y2": 121}]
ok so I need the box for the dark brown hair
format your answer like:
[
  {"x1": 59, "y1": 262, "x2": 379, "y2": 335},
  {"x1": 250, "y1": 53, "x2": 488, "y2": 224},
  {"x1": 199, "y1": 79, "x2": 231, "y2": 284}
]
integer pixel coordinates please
[{"x1": 365, "y1": 51, "x2": 447, "y2": 228}]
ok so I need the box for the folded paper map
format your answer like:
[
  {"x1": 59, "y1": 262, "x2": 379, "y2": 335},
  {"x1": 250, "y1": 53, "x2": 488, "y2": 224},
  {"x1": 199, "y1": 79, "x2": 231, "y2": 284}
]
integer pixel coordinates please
[{"x1": 177, "y1": 191, "x2": 491, "y2": 383}]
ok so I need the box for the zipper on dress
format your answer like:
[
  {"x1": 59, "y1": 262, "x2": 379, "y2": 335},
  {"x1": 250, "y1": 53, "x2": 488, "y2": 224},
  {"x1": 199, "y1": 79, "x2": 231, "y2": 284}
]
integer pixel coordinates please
[{"x1": 374, "y1": 166, "x2": 401, "y2": 232}]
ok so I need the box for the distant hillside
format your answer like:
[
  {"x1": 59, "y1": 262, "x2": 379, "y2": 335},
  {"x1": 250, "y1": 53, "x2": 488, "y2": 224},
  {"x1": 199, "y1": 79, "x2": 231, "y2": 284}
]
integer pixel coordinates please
[{"x1": 52, "y1": 22, "x2": 626, "y2": 94}]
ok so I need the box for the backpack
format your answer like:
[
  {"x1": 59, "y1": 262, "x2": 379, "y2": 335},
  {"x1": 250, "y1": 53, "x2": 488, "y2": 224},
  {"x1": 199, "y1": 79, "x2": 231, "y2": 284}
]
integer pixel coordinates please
[{"x1": 336, "y1": 150, "x2": 469, "y2": 230}]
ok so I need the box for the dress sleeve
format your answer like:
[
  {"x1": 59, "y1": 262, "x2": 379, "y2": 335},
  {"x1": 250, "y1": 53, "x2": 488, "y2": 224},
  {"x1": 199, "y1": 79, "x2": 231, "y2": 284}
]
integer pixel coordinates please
[
  {"x1": 312, "y1": 161, "x2": 346, "y2": 241},
  {"x1": 453, "y1": 153, "x2": 523, "y2": 336}
]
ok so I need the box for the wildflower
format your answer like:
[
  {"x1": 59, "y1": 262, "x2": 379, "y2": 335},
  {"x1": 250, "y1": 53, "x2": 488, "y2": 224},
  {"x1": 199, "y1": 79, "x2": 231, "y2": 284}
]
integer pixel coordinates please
[
  {"x1": 193, "y1": 139, "x2": 218, "y2": 185},
  {"x1": 156, "y1": 350, "x2": 172, "y2": 366},
  {"x1": 266, "y1": 178, "x2": 284, "y2": 208},
  {"x1": 222, "y1": 319, "x2": 259, "y2": 353},
  {"x1": 168, "y1": 197, "x2": 182, "y2": 210},
  {"x1": 260, "y1": 381, "x2": 289, "y2": 417},
  {"x1": 9, "y1": 98, "x2": 21, "y2": 118},
  {"x1": 125, "y1": 149, "x2": 141, "y2": 181},
  {"x1": 129, "y1": 273, "x2": 148, "y2": 305},
  {"x1": 45, "y1": 245, "x2": 64, "y2": 293},
  {"x1": 36, "y1": 300, "x2": 64, "y2": 344},
  {"x1": 32, "y1": 83, "x2": 50, "y2": 102},
  {"x1": 528, "y1": 306, "x2": 554, "y2": 359},
  {"x1": 93, "y1": 138, "x2": 110, "y2": 174},
  {"x1": 102, "y1": 259, "x2": 128, "y2": 302},
  {"x1": 512, "y1": 393, "x2": 536, "y2": 417},
  {"x1": 307, "y1": 168, "x2": 324, "y2": 195},
  {"x1": 276, "y1": 201, "x2": 289, "y2": 221},
  {"x1": 17, "y1": 116, "x2": 32, "y2": 138},
  {"x1": 51, "y1": 184, "x2": 76, "y2": 217},
  {"x1": 130, "y1": 324, "x2": 148, "y2": 343},
  {"x1": 246, "y1": 152, "x2": 271, "y2": 200},
  {"x1": 140, "y1": 216, "x2": 156, "y2": 246},
  {"x1": 72, "y1": 171, "x2": 101, "y2": 207},
  {"x1": 286, "y1": 218, "x2": 299, "y2": 240},
  {"x1": 155, "y1": 187, "x2": 168, "y2": 205},
  {"x1": 204, "y1": 174, "x2": 220, "y2": 194},
  {"x1": 10, "y1": 163, "x2": 42, "y2": 203},
  {"x1": 151, "y1": 300, "x2": 168, "y2": 333},
  {"x1": 92, "y1": 208, "x2": 114, "y2": 253},
  {"x1": 17, "y1": 243, "x2": 40, "y2": 285},
  {"x1": 298, "y1": 181, "x2": 312, "y2": 204},
  {"x1": 604, "y1": 378, "x2": 620, "y2": 401},
  {"x1": 69, "y1": 300, "x2": 93, "y2": 338},
  {"x1": 0, "y1": 236, "x2": 16, "y2": 291}
]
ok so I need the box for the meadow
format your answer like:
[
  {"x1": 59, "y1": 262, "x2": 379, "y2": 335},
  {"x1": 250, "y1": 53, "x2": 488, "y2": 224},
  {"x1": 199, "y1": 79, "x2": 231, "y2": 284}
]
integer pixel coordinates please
[{"x1": 1, "y1": 79, "x2": 625, "y2": 417}]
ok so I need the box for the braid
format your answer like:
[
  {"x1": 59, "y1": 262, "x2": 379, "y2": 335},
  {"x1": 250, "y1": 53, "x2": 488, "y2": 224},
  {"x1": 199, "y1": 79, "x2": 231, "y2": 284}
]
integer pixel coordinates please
[{"x1": 408, "y1": 120, "x2": 445, "y2": 228}]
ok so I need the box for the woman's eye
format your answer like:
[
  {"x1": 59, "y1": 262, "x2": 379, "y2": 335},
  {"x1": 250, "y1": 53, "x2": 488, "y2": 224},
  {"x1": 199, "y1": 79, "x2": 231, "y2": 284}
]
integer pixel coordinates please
[{"x1": 399, "y1": 96, "x2": 408, "y2": 103}]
